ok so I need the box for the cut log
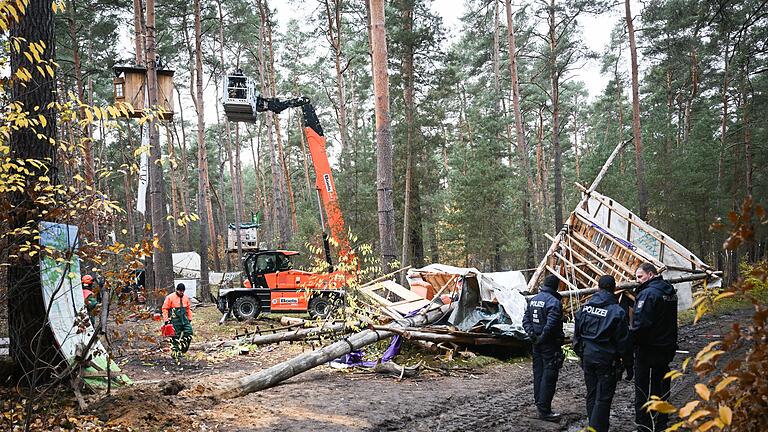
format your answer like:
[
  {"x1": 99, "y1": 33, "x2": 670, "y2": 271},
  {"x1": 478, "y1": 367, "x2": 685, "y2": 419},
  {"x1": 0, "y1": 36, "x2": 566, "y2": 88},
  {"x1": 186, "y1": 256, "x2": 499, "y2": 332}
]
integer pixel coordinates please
[
  {"x1": 217, "y1": 303, "x2": 455, "y2": 399},
  {"x1": 280, "y1": 316, "x2": 306, "y2": 325}
]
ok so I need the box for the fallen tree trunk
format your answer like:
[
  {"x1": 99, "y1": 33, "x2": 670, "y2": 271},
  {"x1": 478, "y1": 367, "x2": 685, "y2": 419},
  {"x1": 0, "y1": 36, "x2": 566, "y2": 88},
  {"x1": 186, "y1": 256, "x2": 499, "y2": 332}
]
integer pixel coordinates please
[
  {"x1": 244, "y1": 322, "x2": 355, "y2": 346},
  {"x1": 217, "y1": 303, "x2": 453, "y2": 398}
]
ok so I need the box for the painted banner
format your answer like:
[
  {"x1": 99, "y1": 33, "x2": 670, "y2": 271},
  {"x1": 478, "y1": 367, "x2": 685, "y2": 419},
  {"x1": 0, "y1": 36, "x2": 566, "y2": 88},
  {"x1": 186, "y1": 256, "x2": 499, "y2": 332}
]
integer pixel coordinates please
[
  {"x1": 39, "y1": 221, "x2": 130, "y2": 389},
  {"x1": 136, "y1": 124, "x2": 149, "y2": 214}
]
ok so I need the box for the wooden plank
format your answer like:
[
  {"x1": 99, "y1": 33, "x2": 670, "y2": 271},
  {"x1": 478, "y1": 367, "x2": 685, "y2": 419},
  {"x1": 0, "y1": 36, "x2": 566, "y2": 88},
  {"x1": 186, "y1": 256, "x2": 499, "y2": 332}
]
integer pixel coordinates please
[
  {"x1": 565, "y1": 230, "x2": 633, "y2": 276},
  {"x1": 573, "y1": 211, "x2": 662, "y2": 268},
  {"x1": 574, "y1": 216, "x2": 664, "y2": 274},
  {"x1": 561, "y1": 233, "x2": 631, "y2": 280},
  {"x1": 553, "y1": 250, "x2": 599, "y2": 287}
]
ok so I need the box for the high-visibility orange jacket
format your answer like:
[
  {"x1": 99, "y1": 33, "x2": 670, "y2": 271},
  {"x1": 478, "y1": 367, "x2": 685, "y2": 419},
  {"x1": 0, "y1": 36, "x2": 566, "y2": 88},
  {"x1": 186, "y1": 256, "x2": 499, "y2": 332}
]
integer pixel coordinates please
[{"x1": 162, "y1": 293, "x2": 192, "y2": 322}]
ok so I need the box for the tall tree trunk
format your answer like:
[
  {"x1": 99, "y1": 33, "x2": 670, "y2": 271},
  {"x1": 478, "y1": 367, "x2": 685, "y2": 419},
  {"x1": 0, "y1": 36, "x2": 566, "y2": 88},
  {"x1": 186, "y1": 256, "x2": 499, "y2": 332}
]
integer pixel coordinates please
[
  {"x1": 194, "y1": 0, "x2": 211, "y2": 300},
  {"x1": 625, "y1": 0, "x2": 648, "y2": 219},
  {"x1": 166, "y1": 126, "x2": 180, "y2": 248},
  {"x1": 572, "y1": 96, "x2": 580, "y2": 182},
  {"x1": 257, "y1": 0, "x2": 291, "y2": 245},
  {"x1": 265, "y1": 11, "x2": 298, "y2": 234},
  {"x1": 615, "y1": 61, "x2": 625, "y2": 174},
  {"x1": 536, "y1": 105, "x2": 548, "y2": 214},
  {"x1": 324, "y1": 0, "x2": 349, "y2": 166},
  {"x1": 66, "y1": 0, "x2": 94, "y2": 189},
  {"x1": 8, "y1": 0, "x2": 60, "y2": 378},
  {"x1": 548, "y1": 0, "x2": 563, "y2": 232},
  {"x1": 400, "y1": 0, "x2": 415, "y2": 282},
  {"x1": 505, "y1": 0, "x2": 535, "y2": 268},
  {"x1": 133, "y1": 0, "x2": 145, "y2": 65},
  {"x1": 369, "y1": 0, "x2": 397, "y2": 272},
  {"x1": 740, "y1": 66, "x2": 752, "y2": 198},
  {"x1": 216, "y1": 0, "x2": 244, "y2": 271},
  {"x1": 146, "y1": 0, "x2": 175, "y2": 299},
  {"x1": 173, "y1": 84, "x2": 192, "y2": 251}
]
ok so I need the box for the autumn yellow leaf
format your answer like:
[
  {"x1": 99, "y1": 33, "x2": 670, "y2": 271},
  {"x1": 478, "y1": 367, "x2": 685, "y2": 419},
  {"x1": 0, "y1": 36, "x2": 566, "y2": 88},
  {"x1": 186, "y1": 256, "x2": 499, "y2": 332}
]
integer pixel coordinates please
[
  {"x1": 679, "y1": 400, "x2": 700, "y2": 418},
  {"x1": 696, "y1": 350, "x2": 724, "y2": 365},
  {"x1": 713, "y1": 291, "x2": 735, "y2": 302},
  {"x1": 714, "y1": 376, "x2": 738, "y2": 394},
  {"x1": 695, "y1": 383, "x2": 711, "y2": 401},
  {"x1": 718, "y1": 405, "x2": 732, "y2": 425},
  {"x1": 644, "y1": 400, "x2": 677, "y2": 414},
  {"x1": 682, "y1": 357, "x2": 692, "y2": 371}
]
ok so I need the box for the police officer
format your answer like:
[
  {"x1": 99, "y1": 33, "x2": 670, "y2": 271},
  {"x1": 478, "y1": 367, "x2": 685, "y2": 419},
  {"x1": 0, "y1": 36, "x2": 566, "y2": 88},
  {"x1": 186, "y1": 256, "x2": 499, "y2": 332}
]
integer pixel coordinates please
[
  {"x1": 573, "y1": 275, "x2": 632, "y2": 432},
  {"x1": 632, "y1": 263, "x2": 678, "y2": 431},
  {"x1": 523, "y1": 274, "x2": 565, "y2": 422}
]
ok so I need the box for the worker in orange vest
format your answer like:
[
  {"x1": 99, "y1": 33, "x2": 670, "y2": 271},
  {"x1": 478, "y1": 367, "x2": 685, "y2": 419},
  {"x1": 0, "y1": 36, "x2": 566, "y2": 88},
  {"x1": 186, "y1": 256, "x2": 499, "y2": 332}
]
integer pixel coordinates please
[
  {"x1": 81, "y1": 274, "x2": 98, "y2": 325},
  {"x1": 162, "y1": 283, "x2": 193, "y2": 360}
]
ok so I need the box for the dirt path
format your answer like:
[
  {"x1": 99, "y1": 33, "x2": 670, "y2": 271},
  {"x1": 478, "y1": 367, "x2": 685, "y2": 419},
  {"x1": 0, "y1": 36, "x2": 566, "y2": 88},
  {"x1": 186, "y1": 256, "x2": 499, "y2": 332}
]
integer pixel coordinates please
[{"x1": 102, "y1": 308, "x2": 746, "y2": 432}]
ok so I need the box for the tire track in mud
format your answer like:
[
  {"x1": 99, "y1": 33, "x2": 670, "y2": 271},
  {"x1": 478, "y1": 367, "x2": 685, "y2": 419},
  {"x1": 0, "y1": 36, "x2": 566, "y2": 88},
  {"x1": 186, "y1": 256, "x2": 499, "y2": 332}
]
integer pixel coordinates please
[{"x1": 363, "y1": 363, "x2": 586, "y2": 432}]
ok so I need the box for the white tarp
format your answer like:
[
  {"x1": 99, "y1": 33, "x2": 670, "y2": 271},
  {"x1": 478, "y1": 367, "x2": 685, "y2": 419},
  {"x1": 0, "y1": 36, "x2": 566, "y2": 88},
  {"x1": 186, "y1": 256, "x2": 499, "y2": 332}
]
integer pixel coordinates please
[
  {"x1": 172, "y1": 252, "x2": 241, "y2": 286},
  {"x1": 173, "y1": 251, "x2": 201, "y2": 278}
]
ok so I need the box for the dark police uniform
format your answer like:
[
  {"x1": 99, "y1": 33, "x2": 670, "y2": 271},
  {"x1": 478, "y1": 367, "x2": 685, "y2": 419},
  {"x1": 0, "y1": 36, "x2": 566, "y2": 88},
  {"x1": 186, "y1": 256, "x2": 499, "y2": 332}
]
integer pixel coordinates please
[
  {"x1": 523, "y1": 275, "x2": 564, "y2": 419},
  {"x1": 632, "y1": 276, "x2": 678, "y2": 431},
  {"x1": 573, "y1": 283, "x2": 632, "y2": 432}
]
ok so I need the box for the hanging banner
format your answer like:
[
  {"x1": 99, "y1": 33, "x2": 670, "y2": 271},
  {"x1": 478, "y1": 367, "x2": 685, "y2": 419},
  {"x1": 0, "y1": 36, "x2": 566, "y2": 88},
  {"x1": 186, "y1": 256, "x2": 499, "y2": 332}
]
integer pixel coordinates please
[
  {"x1": 39, "y1": 221, "x2": 131, "y2": 389},
  {"x1": 136, "y1": 124, "x2": 149, "y2": 214}
]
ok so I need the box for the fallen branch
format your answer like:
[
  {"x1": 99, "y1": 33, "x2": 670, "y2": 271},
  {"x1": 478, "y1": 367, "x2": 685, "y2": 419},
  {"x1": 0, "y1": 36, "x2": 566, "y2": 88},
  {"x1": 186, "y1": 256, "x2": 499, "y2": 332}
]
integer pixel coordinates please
[
  {"x1": 216, "y1": 303, "x2": 455, "y2": 399},
  {"x1": 378, "y1": 326, "x2": 525, "y2": 347},
  {"x1": 373, "y1": 361, "x2": 421, "y2": 379}
]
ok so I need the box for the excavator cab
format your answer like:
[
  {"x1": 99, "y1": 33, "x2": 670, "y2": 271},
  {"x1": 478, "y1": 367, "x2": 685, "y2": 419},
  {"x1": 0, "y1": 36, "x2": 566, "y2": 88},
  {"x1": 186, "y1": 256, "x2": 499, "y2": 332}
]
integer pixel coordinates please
[{"x1": 222, "y1": 72, "x2": 258, "y2": 122}]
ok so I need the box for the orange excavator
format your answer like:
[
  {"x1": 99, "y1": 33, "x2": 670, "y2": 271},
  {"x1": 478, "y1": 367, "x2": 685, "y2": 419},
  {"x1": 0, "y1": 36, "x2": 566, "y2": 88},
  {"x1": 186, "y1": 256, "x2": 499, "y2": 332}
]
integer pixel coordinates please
[{"x1": 216, "y1": 77, "x2": 354, "y2": 321}]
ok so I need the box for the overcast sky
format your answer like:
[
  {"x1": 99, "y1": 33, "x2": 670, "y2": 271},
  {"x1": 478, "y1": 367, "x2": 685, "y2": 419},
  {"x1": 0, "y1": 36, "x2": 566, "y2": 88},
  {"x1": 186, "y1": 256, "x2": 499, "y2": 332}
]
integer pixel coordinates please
[{"x1": 272, "y1": 0, "x2": 641, "y2": 102}]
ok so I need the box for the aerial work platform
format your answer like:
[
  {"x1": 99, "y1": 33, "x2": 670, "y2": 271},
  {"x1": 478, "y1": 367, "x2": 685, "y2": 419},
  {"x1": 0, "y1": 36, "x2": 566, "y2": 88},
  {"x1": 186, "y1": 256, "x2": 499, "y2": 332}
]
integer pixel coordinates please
[{"x1": 222, "y1": 73, "x2": 258, "y2": 122}]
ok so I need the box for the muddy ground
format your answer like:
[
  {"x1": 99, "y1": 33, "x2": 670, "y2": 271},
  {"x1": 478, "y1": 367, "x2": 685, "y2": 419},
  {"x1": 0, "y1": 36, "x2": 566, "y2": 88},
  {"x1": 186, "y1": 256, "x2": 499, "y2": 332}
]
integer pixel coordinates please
[
  {"x1": 0, "y1": 305, "x2": 745, "y2": 431},
  {"x1": 73, "y1": 305, "x2": 742, "y2": 432}
]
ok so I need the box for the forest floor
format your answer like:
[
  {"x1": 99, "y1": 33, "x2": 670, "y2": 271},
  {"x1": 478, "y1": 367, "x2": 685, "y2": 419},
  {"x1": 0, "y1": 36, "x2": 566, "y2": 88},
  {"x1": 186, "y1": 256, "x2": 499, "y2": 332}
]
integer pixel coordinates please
[{"x1": 1, "y1": 304, "x2": 749, "y2": 432}]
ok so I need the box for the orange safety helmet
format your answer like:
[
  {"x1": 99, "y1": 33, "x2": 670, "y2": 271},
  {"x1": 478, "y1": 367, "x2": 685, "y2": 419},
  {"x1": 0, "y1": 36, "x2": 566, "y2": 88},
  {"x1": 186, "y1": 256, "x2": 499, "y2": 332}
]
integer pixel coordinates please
[{"x1": 81, "y1": 275, "x2": 94, "y2": 285}]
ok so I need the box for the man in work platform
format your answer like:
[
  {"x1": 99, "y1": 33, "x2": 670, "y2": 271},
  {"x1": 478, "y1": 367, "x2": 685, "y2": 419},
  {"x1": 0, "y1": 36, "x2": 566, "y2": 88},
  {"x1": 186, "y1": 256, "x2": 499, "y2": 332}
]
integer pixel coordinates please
[
  {"x1": 523, "y1": 274, "x2": 565, "y2": 422},
  {"x1": 162, "y1": 283, "x2": 194, "y2": 361},
  {"x1": 632, "y1": 263, "x2": 678, "y2": 431},
  {"x1": 573, "y1": 275, "x2": 633, "y2": 432}
]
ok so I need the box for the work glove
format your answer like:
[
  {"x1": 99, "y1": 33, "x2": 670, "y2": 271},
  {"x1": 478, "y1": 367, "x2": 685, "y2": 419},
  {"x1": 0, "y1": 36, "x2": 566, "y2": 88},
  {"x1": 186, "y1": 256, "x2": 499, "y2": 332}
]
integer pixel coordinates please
[{"x1": 624, "y1": 365, "x2": 634, "y2": 381}]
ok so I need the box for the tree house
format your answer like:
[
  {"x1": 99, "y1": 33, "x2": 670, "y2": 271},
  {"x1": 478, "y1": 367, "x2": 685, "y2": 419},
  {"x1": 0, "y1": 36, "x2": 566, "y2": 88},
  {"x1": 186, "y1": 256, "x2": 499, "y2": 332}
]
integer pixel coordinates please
[{"x1": 113, "y1": 65, "x2": 174, "y2": 120}]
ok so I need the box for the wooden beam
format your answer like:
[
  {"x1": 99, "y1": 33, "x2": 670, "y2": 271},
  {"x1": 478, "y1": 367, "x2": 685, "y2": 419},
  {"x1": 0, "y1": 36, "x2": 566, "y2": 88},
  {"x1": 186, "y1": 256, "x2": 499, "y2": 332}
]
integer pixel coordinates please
[{"x1": 525, "y1": 273, "x2": 712, "y2": 300}]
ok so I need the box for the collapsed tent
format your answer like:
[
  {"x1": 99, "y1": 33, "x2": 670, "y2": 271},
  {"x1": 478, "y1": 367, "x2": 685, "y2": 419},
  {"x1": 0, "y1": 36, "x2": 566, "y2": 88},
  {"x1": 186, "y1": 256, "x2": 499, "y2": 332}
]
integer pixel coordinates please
[
  {"x1": 405, "y1": 264, "x2": 529, "y2": 340},
  {"x1": 527, "y1": 188, "x2": 720, "y2": 310}
]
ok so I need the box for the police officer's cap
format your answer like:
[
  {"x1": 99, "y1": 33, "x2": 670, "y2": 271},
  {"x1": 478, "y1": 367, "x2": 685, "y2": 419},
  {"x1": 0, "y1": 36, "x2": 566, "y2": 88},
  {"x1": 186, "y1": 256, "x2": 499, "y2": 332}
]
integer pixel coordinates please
[
  {"x1": 598, "y1": 275, "x2": 616, "y2": 292},
  {"x1": 543, "y1": 275, "x2": 559, "y2": 290}
]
